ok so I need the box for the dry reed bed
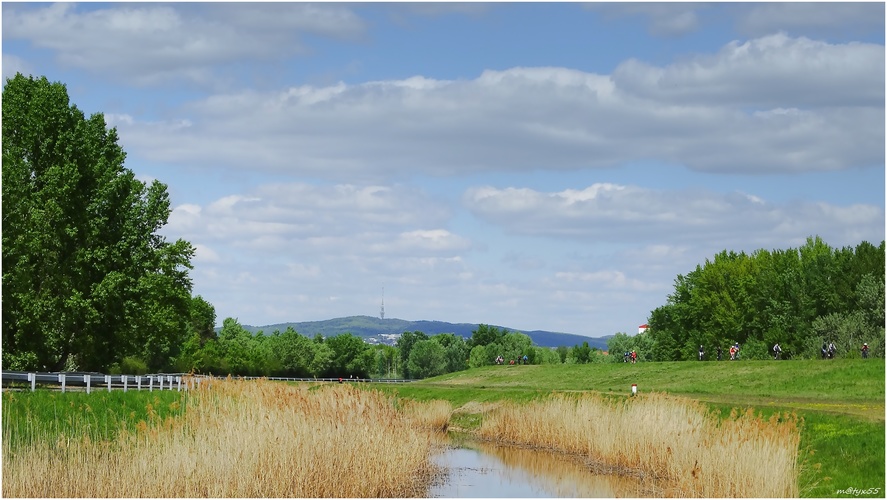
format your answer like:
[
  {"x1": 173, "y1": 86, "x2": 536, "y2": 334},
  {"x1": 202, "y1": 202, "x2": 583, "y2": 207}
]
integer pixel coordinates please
[
  {"x1": 3, "y1": 379, "x2": 452, "y2": 497},
  {"x1": 477, "y1": 392, "x2": 801, "y2": 498}
]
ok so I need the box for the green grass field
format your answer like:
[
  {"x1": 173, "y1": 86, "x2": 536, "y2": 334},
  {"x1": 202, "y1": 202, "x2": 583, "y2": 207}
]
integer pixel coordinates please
[
  {"x1": 371, "y1": 359, "x2": 885, "y2": 498},
  {"x1": 2, "y1": 390, "x2": 186, "y2": 454}
]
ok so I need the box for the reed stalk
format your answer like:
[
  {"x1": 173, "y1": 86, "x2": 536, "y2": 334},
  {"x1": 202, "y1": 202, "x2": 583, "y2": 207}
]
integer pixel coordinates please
[
  {"x1": 477, "y1": 391, "x2": 801, "y2": 497},
  {"x1": 3, "y1": 379, "x2": 451, "y2": 497}
]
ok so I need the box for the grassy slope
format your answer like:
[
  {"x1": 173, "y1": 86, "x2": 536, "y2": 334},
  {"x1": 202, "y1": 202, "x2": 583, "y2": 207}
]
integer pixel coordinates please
[
  {"x1": 372, "y1": 359, "x2": 885, "y2": 498},
  {"x1": 2, "y1": 390, "x2": 186, "y2": 452}
]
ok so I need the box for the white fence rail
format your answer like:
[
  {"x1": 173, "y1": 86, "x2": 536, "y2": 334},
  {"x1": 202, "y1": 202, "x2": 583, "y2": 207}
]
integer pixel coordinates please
[{"x1": 2, "y1": 371, "x2": 415, "y2": 393}]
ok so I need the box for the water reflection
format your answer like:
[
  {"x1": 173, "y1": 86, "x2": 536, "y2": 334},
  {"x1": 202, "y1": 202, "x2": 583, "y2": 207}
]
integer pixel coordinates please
[{"x1": 429, "y1": 437, "x2": 659, "y2": 498}]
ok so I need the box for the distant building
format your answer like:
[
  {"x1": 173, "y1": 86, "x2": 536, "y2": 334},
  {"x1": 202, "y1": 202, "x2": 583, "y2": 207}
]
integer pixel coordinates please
[{"x1": 638, "y1": 324, "x2": 649, "y2": 334}]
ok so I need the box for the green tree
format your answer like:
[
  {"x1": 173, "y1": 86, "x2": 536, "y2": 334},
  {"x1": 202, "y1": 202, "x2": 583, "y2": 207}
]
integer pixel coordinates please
[
  {"x1": 190, "y1": 295, "x2": 217, "y2": 345},
  {"x1": 468, "y1": 345, "x2": 492, "y2": 368},
  {"x1": 396, "y1": 331, "x2": 428, "y2": 378},
  {"x1": 217, "y1": 318, "x2": 253, "y2": 375},
  {"x1": 431, "y1": 333, "x2": 469, "y2": 373},
  {"x1": 2, "y1": 74, "x2": 194, "y2": 371},
  {"x1": 496, "y1": 332, "x2": 533, "y2": 363},
  {"x1": 534, "y1": 346, "x2": 562, "y2": 364},
  {"x1": 856, "y1": 273, "x2": 886, "y2": 328},
  {"x1": 326, "y1": 333, "x2": 373, "y2": 378},
  {"x1": 283, "y1": 328, "x2": 318, "y2": 377},
  {"x1": 407, "y1": 339, "x2": 448, "y2": 379},
  {"x1": 606, "y1": 333, "x2": 633, "y2": 362},
  {"x1": 373, "y1": 344, "x2": 399, "y2": 378},
  {"x1": 469, "y1": 324, "x2": 506, "y2": 348},
  {"x1": 571, "y1": 341, "x2": 592, "y2": 364},
  {"x1": 308, "y1": 341, "x2": 333, "y2": 378}
]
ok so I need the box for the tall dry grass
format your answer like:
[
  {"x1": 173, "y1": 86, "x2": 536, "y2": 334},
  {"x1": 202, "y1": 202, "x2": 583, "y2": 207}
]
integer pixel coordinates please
[
  {"x1": 3, "y1": 379, "x2": 452, "y2": 497},
  {"x1": 398, "y1": 398, "x2": 453, "y2": 432},
  {"x1": 477, "y1": 392, "x2": 801, "y2": 497}
]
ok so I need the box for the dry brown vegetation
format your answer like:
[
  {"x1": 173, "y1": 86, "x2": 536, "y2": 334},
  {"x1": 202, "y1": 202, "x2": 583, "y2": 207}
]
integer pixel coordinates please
[
  {"x1": 3, "y1": 379, "x2": 452, "y2": 497},
  {"x1": 477, "y1": 391, "x2": 801, "y2": 497}
]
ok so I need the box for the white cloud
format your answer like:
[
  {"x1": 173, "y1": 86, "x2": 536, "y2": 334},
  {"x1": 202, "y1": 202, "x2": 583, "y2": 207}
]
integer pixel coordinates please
[
  {"x1": 161, "y1": 182, "x2": 460, "y2": 271},
  {"x1": 104, "y1": 34, "x2": 882, "y2": 178},
  {"x1": 553, "y1": 270, "x2": 663, "y2": 292},
  {"x1": 2, "y1": 3, "x2": 366, "y2": 86},
  {"x1": 2, "y1": 54, "x2": 34, "y2": 81},
  {"x1": 612, "y1": 33, "x2": 885, "y2": 108},
  {"x1": 193, "y1": 243, "x2": 221, "y2": 264},
  {"x1": 368, "y1": 230, "x2": 472, "y2": 255},
  {"x1": 462, "y1": 183, "x2": 885, "y2": 250}
]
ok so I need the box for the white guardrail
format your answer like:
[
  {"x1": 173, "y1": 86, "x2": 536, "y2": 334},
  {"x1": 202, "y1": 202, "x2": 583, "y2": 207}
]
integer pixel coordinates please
[{"x1": 1, "y1": 371, "x2": 416, "y2": 393}]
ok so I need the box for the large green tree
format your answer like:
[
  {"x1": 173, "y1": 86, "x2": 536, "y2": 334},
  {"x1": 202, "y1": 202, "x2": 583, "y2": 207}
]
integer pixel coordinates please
[
  {"x1": 326, "y1": 333, "x2": 374, "y2": 378},
  {"x1": 430, "y1": 333, "x2": 469, "y2": 373},
  {"x1": 2, "y1": 74, "x2": 195, "y2": 371},
  {"x1": 407, "y1": 339, "x2": 447, "y2": 379},
  {"x1": 396, "y1": 330, "x2": 428, "y2": 378}
]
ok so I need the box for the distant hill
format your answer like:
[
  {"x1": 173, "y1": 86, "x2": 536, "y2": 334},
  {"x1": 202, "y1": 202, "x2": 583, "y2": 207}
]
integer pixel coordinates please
[{"x1": 239, "y1": 315, "x2": 610, "y2": 350}]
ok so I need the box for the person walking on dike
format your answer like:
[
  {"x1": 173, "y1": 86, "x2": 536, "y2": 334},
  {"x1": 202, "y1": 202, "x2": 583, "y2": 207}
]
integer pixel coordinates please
[
  {"x1": 522, "y1": 355, "x2": 528, "y2": 365},
  {"x1": 828, "y1": 341, "x2": 836, "y2": 359},
  {"x1": 729, "y1": 344, "x2": 736, "y2": 361},
  {"x1": 717, "y1": 346, "x2": 722, "y2": 361},
  {"x1": 630, "y1": 350, "x2": 637, "y2": 364},
  {"x1": 698, "y1": 345, "x2": 705, "y2": 361},
  {"x1": 862, "y1": 343, "x2": 869, "y2": 359},
  {"x1": 821, "y1": 342, "x2": 828, "y2": 359},
  {"x1": 623, "y1": 351, "x2": 630, "y2": 363},
  {"x1": 773, "y1": 343, "x2": 782, "y2": 360}
]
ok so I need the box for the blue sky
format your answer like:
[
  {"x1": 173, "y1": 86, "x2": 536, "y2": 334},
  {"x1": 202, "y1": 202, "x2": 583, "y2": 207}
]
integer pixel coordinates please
[{"x1": 3, "y1": 2, "x2": 885, "y2": 337}]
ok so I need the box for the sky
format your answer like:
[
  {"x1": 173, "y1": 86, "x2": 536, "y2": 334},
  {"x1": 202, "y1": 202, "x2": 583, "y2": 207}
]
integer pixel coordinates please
[{"x1": 3, "y1": 2, "x2": 885, "y2": 338}]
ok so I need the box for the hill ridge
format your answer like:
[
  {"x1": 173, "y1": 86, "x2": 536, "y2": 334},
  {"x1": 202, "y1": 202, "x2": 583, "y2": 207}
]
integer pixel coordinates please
[{"x1": 239, "y1": 315, "x2": 610, "y2": 349}]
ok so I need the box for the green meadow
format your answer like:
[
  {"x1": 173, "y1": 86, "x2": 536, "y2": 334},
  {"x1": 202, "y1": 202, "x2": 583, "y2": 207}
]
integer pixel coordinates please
[
  {"x1": 2, "y1": 390, "x2": 186, "y2": 454},
  {"x1": 372, "y1": 359, "x2": 885, "y2": 498}
]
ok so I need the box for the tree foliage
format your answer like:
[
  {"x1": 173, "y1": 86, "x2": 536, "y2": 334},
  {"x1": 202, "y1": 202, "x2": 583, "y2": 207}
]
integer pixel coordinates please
[
  {"x1": 407, "y1": 340, "x2": 448, "y2": 379},
  {"x1": 648, "y1": 237, "x2": 885, "y2": 361},
  {"x1": 395, "y1": 331, "x2": 429, "y2": 378},
  {"x1": 2, "y1": 73, "x2": 195, "y2": 371}
]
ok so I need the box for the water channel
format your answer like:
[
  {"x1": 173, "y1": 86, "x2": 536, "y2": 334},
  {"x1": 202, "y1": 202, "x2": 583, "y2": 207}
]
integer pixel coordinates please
[{"x1": 428, "y1": 435, "x2": 660, "y2": 498}]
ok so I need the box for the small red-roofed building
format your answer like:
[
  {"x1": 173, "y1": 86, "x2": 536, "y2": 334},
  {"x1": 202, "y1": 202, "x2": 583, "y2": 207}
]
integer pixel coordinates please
[{"x1": 638, "y1": 324, "x2": 649, "y2": 334}]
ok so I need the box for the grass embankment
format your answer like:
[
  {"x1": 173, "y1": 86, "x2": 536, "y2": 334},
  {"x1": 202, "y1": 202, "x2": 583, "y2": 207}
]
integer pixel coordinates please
[
  {"x1": 2, "y1": 390, "x2": 186, "y2": 453},
  {"x1": 3, "y1": 379, "x2": 452, "y2": 497},
  {"x1": 374, "y1": 359, "x2": 885, "y2": 498}
]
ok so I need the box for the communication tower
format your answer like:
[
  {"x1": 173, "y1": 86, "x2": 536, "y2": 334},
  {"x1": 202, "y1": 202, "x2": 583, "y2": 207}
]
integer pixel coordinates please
[{"x1": 380, "y1": 286, "x2": 385, "y2": 320}]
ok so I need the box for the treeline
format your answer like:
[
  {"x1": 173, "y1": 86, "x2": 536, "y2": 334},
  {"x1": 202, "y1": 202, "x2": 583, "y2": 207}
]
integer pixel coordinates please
[
  {"x1": 645, "y1": 237, "x2": 885, "y2": 361},
  {"x1": 171, "y1": 322, "x2": 571, "y2": 379}
]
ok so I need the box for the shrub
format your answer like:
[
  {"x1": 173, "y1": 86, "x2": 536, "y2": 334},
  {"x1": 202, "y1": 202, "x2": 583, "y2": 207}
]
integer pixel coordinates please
[{"x1": 109, "y1": 356, "x2": 148, "y2": 375}]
